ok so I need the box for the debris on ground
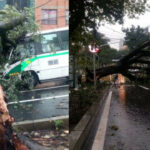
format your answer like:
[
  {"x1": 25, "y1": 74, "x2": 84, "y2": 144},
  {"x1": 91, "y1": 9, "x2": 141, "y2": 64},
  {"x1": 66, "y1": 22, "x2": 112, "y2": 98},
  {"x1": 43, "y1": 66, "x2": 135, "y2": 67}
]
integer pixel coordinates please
[
  {"x1": 110, "y1": 125, "x2": 119, "y2": 131},
  {"x1": 21, "y1": 129, "x2": 69, "y2": 150}
]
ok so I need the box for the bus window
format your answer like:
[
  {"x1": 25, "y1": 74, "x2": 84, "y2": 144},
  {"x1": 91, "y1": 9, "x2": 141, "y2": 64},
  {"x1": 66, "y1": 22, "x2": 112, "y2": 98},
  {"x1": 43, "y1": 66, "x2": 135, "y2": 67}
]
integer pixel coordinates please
[
  {"x1": 60, "y1": 31, "x2": 69, "y2": 50},
  {"x1": 35, "y1": 42, "x2": 42, "y2": 55},
  {"x1": 26, "y1": 42, "x2": 35, "y2": 56},
  {"x1": 41, "y1": 32, "x2": 61, "y2": 53},
  {"x1": 13, "y1": 41, "x2": 36, "y2": 60},
  {"x1": 19, "y1": 44, "x2": 27, "y2": 58}
]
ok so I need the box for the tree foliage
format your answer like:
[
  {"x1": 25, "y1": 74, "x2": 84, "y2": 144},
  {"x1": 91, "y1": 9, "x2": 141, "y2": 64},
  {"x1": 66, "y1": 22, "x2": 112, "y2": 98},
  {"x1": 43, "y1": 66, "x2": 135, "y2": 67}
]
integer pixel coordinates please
[
  {"x1": 0, "y1": 5, "x2": 38, "y2": 59},
  {"x1": 70, "y1": 0, "x2": 150, "y2": 84},
  {"x1": 70, "y1": 0, "x2": 150, "y2": 60},
  {"x1": 0, "y1": 5, "x2": 38, "y2": 100},
  {"x1": 73, "y1": 30, "x2": 129, "y2": 71},
  {"x1": 70, "y1": 0, "x2": 149, "y2": 36},
  {"x1": 123, "y1": 25, "x2": 150, "y2": 51},
  {"x1": 93, "y1": 40, "x2": 150, "y2": 82}
]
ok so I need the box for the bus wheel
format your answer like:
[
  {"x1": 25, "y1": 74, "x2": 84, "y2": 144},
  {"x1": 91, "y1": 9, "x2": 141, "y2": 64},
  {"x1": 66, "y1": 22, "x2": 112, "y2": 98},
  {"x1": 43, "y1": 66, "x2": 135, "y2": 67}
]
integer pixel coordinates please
[{"x1": 21, "y1": 71, "x2": 39, "y2": 89}]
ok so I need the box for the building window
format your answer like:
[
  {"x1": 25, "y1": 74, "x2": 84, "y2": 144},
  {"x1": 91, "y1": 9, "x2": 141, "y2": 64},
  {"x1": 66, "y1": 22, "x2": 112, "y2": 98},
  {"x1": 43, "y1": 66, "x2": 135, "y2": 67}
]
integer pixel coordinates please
[
  {"x1": 42, "y1": 9, "x2": 57, "y2": 25},
  {"x1": 66, "y1": 10, "x2": 69, "y2": 25}
]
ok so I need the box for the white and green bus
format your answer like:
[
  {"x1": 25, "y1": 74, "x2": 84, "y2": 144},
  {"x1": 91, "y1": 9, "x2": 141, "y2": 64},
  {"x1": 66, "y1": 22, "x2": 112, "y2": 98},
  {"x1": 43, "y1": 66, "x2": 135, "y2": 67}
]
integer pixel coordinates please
[{"x1": 4, "y1": 27, "x2": 69, "y2": 86}]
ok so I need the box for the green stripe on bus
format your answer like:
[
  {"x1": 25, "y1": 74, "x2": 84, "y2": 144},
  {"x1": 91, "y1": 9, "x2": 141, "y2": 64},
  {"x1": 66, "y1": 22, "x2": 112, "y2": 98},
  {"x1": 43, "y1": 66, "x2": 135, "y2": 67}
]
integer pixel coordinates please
[{"x1": 7, "y1": 51, "x2": 69, "y2": 76}]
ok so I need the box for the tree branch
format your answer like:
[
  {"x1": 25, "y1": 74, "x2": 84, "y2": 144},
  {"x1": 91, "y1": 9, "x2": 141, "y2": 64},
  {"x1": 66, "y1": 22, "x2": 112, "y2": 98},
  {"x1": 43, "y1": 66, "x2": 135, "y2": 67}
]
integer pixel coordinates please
[
  {"x1": 118, "y1": 41, "x2": 150, "y2": 66},
  {"x1": 0, "y1": 15, "x2": 26, "y2": 33}
]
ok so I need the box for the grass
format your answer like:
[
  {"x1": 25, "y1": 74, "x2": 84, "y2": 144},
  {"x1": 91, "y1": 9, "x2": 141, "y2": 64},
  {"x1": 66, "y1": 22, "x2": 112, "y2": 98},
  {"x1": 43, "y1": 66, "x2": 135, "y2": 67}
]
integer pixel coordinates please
[{"x1": 54, "y1": 120, "x2": 64, "y2": 130}]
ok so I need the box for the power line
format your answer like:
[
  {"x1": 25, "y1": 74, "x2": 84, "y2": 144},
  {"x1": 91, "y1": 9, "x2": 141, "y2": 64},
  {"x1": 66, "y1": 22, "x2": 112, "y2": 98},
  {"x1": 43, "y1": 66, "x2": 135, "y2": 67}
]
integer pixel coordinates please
[
  {"x1": 35, "y1": 0, "x2": 68, "y2": 9},
  {"x1": 104, "y1": 37, "x2": 124, "y2": 40},
  {"x1": 35, "y1": 0, "x2": 53, "y2": 9},
  {"x1": 101, "y1": 26, "x2": 124, "y2": 35},
  {"x1": 106, "y1": 37, "x2": 123, "y2": 40},
  {"x1": 35, "y1": 10, "x2": 68, "y2": 19},
  {"x1": 35, "y1": 15, "x2": 68, "y2": 23},
  {"x1": 36, "y1": 15, "x2": 67, "y2": 20},
  {"x1": 100, "y1": 41, "x2": 121, "y2": 48},
  {"x1": 100, "y1": 39, "x2": 130, "y2": 48},
  {"x1": 100, "y1": 32, "x2": 124, "y2": 38}
]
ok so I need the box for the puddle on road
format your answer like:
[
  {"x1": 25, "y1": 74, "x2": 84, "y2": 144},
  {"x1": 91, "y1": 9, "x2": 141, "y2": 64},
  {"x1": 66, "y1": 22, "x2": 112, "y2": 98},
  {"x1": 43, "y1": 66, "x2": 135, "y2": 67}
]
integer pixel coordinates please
[
  {"x1": 104, "y1": 85, "x2": 150, "y2": 150},
  {"x1": 118, "y1": 85, "x2": 150, "y2": 115},
  {"x1": 118, "y1": 85, "x2": 126, "y2": 105},
  {"x1": 8, "y1": 97, "x2": 68, "y2": 122},
  {"x1": 18, "y1": 87, "x2": 68, "y2": 100}
]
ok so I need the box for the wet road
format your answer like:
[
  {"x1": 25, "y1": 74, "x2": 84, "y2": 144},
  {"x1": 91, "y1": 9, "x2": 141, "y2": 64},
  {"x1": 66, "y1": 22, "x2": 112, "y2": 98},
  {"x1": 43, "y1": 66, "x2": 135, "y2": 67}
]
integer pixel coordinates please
[
  {"x1": 8, "y1": 85, "x2": 69, "y2": 122},
  {"x1": 104, "y1": 85, "x2": 150, "y2": 150}
]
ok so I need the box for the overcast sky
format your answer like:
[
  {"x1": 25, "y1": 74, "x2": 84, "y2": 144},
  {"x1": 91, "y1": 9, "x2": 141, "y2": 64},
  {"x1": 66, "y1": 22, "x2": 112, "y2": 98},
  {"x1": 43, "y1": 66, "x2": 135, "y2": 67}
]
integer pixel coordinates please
[{"x1": 98, "y1": 2, "x2": 150, "y2": 50}]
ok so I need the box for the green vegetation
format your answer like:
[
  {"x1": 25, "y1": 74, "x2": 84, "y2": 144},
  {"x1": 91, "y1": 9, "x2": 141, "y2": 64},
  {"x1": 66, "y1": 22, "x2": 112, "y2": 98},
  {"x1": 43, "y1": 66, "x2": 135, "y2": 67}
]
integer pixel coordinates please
[
  {"x1": 70, "y1": 0, "x2": 149, "y2": 37},
  {"x1": 54, "y1": 120, "x2": 64, "y2": 130},
  {"x1": 0, "y1": 5, "x2": 38, "y2": 100},
  {"x1": 70, "y1": 1, "x2": 150, "y2": 87},
  {"x1": 123, "y1": 26, "x2": 150, "y2": 51},
  {"x1": 70, "y1": 83, "x2": 107, "y2": 129},
  {"x1": 70, "y1": 1, "x2": 150, "y2": 131}
]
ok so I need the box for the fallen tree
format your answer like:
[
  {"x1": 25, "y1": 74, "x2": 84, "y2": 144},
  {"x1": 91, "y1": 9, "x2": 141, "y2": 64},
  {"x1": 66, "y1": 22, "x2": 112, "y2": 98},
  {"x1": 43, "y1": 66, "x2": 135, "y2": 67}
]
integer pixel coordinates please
[
  {"x1": 0, "y1": 7, "x2": 46, "y2": 150},
  {"x1": 0, "y1": 10, "x2": 31, "y2": 149},
  {"x1": 0, "y1": 85, "x2": 29, "y2": 150},
  {"x1": 86, "y1": 41, "x2": 150, "y2": 82},
  {"x1": 0, "y1": 11, "x2": 53, "y2": 150}
]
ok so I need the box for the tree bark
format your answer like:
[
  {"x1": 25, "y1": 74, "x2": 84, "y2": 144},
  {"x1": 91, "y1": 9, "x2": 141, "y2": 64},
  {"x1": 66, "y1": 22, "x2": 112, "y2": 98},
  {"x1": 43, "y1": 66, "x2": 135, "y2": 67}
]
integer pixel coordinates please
[{"x1": 0, "y1": 85, "x2": 29, "y2": 150}]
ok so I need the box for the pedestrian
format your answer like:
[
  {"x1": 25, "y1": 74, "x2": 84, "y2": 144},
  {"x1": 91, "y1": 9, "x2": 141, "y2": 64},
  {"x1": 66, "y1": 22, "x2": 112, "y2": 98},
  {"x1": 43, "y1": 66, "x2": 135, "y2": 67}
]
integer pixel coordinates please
[{"x1": 114, "y1": 74, "x2": 118, "y2": 85}]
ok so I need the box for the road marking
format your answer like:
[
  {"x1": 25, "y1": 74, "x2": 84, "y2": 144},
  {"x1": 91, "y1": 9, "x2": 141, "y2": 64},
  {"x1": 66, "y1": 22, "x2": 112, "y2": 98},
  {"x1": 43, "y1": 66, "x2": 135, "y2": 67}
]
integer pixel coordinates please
[
  {"x1": 20, "y1": 84, "x2": 69, "y2": 93},
  {"x1": 91, "y1": 91, "x2": 112, "y2": 150},
  {"x1": 8, "y1": 94, "x2": 68, "y2": 105},
  {"x1": 13, "y1": 115, "x2": 69, "y2": 126},
  {"x1": 139, "y1": 85, "x2": 150, "y2": 90}
]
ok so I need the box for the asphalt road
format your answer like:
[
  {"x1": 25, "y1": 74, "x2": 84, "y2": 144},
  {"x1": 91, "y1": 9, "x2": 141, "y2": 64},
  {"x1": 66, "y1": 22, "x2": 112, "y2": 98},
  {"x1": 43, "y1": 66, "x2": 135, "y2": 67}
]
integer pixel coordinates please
[
  {"x1": 104, "y1": 85, "x2": 150, "y2": 150},
  {"x1": 8, "y1": 83, "x2": 69, "y2": 122}
]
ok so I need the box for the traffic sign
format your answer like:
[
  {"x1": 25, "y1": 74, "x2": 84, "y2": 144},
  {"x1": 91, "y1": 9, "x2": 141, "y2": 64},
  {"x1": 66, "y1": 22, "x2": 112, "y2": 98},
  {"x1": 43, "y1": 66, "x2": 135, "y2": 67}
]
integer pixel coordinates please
[{"x1": 88, "y1": 45, "x2": 100, "y2": 54}]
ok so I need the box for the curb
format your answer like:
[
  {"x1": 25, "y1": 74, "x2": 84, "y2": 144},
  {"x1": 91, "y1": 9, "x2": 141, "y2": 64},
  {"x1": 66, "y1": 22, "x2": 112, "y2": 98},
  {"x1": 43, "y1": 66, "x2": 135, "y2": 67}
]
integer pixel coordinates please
[
  {"x1": 13, "y1": 115, "x2": 69, "y2": 131},
  {"x1": 91, "y1": 91, "x2": 112, "y2": 150},
  {"x1": 69, "y1": 87, "x2": 110, "y2": 150}
]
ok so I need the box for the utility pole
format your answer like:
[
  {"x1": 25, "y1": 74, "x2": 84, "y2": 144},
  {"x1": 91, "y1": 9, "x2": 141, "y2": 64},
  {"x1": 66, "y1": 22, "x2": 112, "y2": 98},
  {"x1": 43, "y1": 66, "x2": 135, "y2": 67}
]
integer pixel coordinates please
[
  {"x1": 72, "y1": 55, "x2": 77, "y2": 88},
  {"x1": 93, "y1": 53, "x2": 96, "y2": 88},
  {"x1": 93, "y1": 26, "x2": 97, "y2": 88}
]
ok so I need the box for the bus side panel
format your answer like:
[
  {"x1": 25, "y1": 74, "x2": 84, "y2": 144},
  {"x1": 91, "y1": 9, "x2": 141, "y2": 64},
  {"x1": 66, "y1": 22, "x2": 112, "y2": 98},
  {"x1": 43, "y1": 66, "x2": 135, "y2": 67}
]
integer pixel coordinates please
[{"x1": 30, "y1": 53, "x2": 69, "y2": 81}]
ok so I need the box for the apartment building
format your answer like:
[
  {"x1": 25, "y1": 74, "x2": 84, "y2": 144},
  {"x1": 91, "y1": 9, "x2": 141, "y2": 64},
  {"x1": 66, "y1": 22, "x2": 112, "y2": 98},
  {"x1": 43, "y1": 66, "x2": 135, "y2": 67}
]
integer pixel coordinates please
[
  {"x1": 35, "y1": 0, "x2": 69, "y2": 30},
  {"x1": 0, "y1": 0, "x2": 69, "y2": 30}
]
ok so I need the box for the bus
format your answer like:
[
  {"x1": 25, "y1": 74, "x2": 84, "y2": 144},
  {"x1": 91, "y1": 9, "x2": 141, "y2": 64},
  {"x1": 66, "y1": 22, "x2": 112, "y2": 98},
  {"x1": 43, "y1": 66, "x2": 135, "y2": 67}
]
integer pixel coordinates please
[{"x1": 4, "y1": 27, "x2": 69, "y2": 87}]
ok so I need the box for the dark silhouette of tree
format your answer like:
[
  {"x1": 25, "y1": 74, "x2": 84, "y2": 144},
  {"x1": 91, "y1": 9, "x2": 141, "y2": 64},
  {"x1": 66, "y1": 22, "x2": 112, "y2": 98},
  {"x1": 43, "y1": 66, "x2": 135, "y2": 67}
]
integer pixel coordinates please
[
  {"x1": 92, "y1": 41, "x2": 150, "y2": 82},
  {"x1": 70, "y1": 0, "x2": 149, "y2": 36},
  {"x1": 123, "y1": 26, "x2": 150, "y2": 51}
]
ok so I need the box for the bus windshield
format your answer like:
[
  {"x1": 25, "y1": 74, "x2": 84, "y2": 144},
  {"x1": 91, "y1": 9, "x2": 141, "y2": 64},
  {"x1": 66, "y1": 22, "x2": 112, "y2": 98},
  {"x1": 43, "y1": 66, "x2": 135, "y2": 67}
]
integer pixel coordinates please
[
  {"x1": 39, "y1": 30, "x2": 69, "y2": 54},
  {"x1": 12, "y1": 30, "x2": 69, "y2": 60}
]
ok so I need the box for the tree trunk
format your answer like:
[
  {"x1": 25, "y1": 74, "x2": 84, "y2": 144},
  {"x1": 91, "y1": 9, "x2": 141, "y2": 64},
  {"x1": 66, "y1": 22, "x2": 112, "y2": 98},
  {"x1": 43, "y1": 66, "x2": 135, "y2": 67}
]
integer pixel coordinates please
[
  {"x1": 0, "y1": 85, "x2": 29, "y2": 150},
  {"x1": 85, "y1": 41, "x2": 150, "y2": 82}
]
